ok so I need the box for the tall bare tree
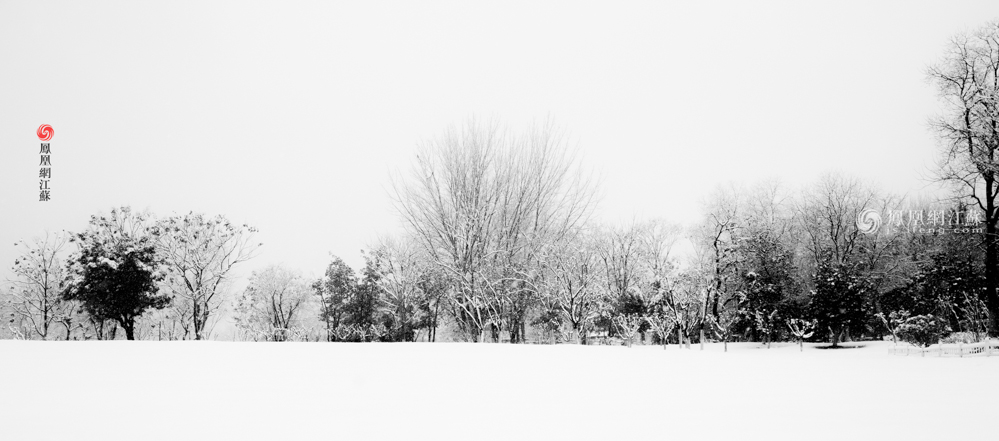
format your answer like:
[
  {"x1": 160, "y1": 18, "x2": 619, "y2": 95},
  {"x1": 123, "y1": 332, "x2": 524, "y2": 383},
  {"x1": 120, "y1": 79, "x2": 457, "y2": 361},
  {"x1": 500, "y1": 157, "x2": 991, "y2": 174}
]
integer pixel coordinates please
[
  {"x1": 392, "y1": 118, "x2": 596, "y2": 342},
  {"x1": 694, "y1": 184, "x2": 744, "y2": 321},
  {"x1": 929, "y1": 20, "x2": 999, "y2": 331}
]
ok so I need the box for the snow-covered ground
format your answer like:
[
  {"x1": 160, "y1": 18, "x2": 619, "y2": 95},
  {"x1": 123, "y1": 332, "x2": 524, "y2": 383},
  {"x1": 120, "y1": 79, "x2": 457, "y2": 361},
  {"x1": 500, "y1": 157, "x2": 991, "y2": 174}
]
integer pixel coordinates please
[{"x1": 1, "y1": 340, "x2": 995, "y2": 440}]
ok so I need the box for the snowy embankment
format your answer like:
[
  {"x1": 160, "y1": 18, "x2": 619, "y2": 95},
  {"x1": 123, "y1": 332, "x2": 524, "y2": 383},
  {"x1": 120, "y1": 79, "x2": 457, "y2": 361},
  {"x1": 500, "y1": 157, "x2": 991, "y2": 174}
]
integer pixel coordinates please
[{"x1": 1, "y1": 340, "x2": 995, "y2": 440}]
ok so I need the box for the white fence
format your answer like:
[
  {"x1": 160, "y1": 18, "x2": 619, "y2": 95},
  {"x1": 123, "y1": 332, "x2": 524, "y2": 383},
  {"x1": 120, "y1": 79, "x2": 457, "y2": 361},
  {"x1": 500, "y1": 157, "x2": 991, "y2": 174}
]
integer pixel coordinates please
[{"x1": 889, "y1": 339, "x2": 999, "y2": 357}]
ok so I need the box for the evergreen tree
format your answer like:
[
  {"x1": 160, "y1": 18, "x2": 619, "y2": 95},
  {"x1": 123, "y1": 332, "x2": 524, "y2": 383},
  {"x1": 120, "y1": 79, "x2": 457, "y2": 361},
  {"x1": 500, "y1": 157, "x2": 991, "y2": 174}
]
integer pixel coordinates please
[
  {"x1": 63, "y1": 210, "x2": 170, "y2": 340},
  {"x1": 313, "y1": 256, "x2": 357, "y2": 341},
  {"x1": 809, "y1": 258, "x2": 869, "y2": 347}
]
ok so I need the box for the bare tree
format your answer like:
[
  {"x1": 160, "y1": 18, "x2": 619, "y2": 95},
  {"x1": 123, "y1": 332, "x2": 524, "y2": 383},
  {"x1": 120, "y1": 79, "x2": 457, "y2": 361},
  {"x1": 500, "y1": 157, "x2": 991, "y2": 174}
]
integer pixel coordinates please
[
  {"x1": 929, "y1": 20, "x2": 999, "y2": 331},
  {"x1": 234, "y1": 264, "x2": 311, "y2": 341},
  {"x1": 6, "y1": 232, "x2": 75, "y2": 339},
  {"x1": 596, "y1": 223, "x2": 646, "y2": 304},
  {"x1": 392, "y1": 118, "x2": 596, "y2": 342},
  {"x1": 796, "y1": 173, "x2": 879, "y2": 268},
  {"x1": 613, "y1": 314, "x2": 643, "y2": 347},
  {"x1": 641, "y1": 219, "x2": 688, "y2": 342},
  {"x1": 644, "y1": 313, "x2": 675, "y2": 349},
  {"x1": 541, "y1": 229, "x2": 601, "y2": 344},
  {"x1": 693, "y1": 184, "x2": 744, "y2": 322},
  {"x1": 153, "y1": 212, "x2": 260, "y2": 340}
]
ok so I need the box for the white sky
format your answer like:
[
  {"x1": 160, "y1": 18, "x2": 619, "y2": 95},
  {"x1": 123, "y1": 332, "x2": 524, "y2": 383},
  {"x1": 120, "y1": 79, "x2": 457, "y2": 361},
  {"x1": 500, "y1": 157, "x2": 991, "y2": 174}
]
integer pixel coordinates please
[{"x1": 2, "y1": 0, "x2": 998, "y2": 285}]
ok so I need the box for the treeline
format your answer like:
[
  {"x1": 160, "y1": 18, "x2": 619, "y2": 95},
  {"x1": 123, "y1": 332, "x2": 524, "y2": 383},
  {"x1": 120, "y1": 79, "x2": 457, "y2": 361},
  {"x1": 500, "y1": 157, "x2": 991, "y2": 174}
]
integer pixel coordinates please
[
  {"x1": 2, "y1": 208, "x2": 259, "y2": 340},
  {"x1": 7, "y1": 19, "x2": 999, "y2": 346},
  {"x1": 0, "y1": 130, "x2": 994, "y2": 347},
  {"x1": 291, "y1": 124, "x2": 990, "y2": 347}
]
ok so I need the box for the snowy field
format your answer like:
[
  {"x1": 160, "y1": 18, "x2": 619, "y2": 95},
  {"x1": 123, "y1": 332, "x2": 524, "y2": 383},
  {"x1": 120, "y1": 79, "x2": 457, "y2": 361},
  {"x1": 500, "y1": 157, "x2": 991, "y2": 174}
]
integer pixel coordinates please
[{"x1": 1, "y1": 340, "x2": 996, "y2": 441}]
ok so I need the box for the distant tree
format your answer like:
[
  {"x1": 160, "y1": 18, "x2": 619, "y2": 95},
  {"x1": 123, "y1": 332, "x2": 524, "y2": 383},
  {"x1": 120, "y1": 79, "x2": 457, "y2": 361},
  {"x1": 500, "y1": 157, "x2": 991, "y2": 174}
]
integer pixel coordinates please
[
  {"x1": 341, "y1": 254, "x2": 384, "y2": 341},
  {"x1": 797, "y1": 174, "x2": 878, "y2": 269},
  {"x1": 370, "y1": 239, "x2": 428, "y2": 342},
  {"x1": 735, "y1": 230, "x2": 798, "y2": 342},
  {"x1": 234, "y1": 264, "x2": 311, "y2": 341},
  {"x1": 695, "y1": 184, "x2": 744, "y2": 321},
  {"x1": 6, "y1": 232, "x2": 76, "y2": 339},
  {"x1": 542, "y1": 232, "x2": 601, "y2": 344},
  {"x1": 153, "y1": 212, "x2": 260, "y2": 340},
  {"x1": 809, "y1": 259, "x2": 869, "y2": 347},
  {"x1": 414, "y1": 264, "x2": 449, "y2": 342},
  {"x1": 63, "y1": 208, "x2": 170, "y2": 340},
  {"x1": 313, "y1": 256, "x2": 357, "y2": 341}
]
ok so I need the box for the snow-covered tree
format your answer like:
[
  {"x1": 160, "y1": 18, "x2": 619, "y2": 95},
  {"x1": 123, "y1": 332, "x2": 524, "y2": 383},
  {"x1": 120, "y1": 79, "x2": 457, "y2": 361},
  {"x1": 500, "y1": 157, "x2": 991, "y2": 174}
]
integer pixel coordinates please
[
  {"x1": 153, "y1": 212, "x2": 260, "y2": 340},
  {"x1": 5, "y1": 232, "x2": 77, "y2": 339},
  {"x1": 644, "y1": 313, "x2": 675, "y2": 349},
  {"x1": 234, "y1": 264, "x2": 311, "y2": 341},
  {"x1": 613, "y1": 314, "x2": 643, "y2": 347},
  {"x1": 63, "y1": 207, "x2": 170, "y2": 340},
  {"x1": 786, "y1": 318, "x2": 816, "y2": 351},
  {"x1": 541, "y1": 231, "x2": 601, "y2": 344},
  {"x1": 392, "y1": 118, "x2": 596, "y2": 342},
  {"x1": 809, "y1": 259, "x2": 869, "y2": 347},
  {"x1": 313, "y1": 255, "x2": 357, "y2": 341}
]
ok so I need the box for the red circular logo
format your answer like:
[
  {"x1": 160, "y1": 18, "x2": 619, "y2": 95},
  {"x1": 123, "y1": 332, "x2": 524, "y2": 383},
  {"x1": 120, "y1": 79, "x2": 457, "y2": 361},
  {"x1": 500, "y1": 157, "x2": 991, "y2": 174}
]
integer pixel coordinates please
[{"x1": 37, "y1": 124, "x2": 54, "y2": 141}]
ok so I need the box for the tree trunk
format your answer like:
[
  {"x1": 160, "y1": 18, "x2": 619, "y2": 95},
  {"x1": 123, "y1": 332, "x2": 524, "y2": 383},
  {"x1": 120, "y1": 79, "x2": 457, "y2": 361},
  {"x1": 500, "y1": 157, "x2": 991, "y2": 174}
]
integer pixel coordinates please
[
  {"x1": 122, "y1": 321, "x2": 135, "y2": 340},
  {"x1": 985, "y1": 179, "x2": 999, "y2": 334}
]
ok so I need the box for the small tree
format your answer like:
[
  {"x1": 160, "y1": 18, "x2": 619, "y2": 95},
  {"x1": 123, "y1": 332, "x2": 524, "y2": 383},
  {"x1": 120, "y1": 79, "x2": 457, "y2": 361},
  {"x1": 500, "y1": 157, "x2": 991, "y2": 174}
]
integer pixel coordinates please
[
  {"x1": 753, "y1": 309, "x2": 779, "y2": 349},
  {"x1": 875, "y1": 310, "x2": 910, "y2": 344},
  {"x1": 613, "y1": 314, "x2": 643, "y2": 347},
  {"x1": 786, "y1": 318, "x2": 816, "y2": 352},
  {"x1": 644, "y1": 313, "x2": 675, "y2": 350},
  {"x1": 958, "y1": 294, "x2": 990, "y2": 342},
  {"x1": 706, "y1": 308, "x2": 739, "y2": 352}
]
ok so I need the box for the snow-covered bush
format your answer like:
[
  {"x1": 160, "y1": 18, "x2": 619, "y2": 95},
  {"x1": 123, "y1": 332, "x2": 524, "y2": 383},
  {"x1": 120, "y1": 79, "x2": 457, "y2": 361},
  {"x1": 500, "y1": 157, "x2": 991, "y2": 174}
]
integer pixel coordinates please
[
  {"x1": 940, "y1": 331, "x2": 978, "y2": 344},
  {"x1": 896, "y1": 315, "x2": 951, "y2": 348}
]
